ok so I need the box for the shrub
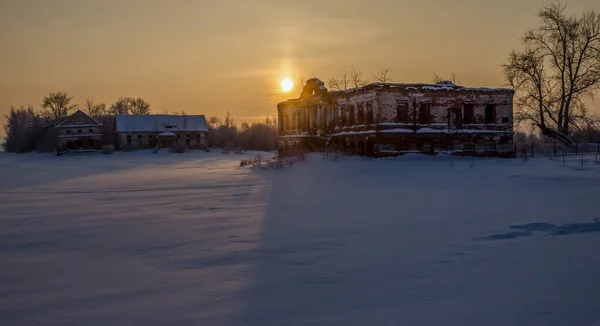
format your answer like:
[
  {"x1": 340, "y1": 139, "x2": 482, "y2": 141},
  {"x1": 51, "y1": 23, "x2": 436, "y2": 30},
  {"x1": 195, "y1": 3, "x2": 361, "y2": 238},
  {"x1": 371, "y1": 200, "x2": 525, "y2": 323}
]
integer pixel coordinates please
[
  {"x1": 171, "y1": 141, "x2": 186, "y2": 153},
  {"x1": 121, "y1": 144, "x2": 134, "y2": 152},
  {"x1": 102, "y1": 145, "x2": 115, "y2": 154}
]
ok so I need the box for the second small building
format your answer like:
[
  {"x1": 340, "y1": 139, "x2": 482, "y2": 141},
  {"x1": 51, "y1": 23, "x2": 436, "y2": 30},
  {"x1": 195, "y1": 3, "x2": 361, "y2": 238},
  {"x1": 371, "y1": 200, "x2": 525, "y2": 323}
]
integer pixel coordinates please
[{"x1": 114, "y1": 114, "x2": 208, "y2": 150}]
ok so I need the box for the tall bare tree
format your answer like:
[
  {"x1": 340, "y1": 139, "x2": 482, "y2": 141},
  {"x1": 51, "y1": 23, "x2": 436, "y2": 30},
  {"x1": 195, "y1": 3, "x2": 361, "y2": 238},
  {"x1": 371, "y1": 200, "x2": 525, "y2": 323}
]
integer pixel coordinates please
[
  {"x1": 502, "y1": 2, "x2": 600, "y2": 145},
  {"x1": 208, "y1": 116, "x2": 221, "y2": 128},
  {"x1": 84, "y1": 97, "x2": 107, "y2": 117},
  {"x1": 110, "y1": 98, "x2": 131, "y2": 115},
  {"x1": 372, "y1": 66, "x2": 393, "y2": 82},
  {"x1": 328, "y1": 67, "x2": 369, "y2": 90},
  {"x1": 348, "y1": 66, "x2": 369, "y2": 88},
  {"x1": 41, "y1": 92, "x2": 75, "y2": 121},
  {"x1": 327, "y1": 69, "x2": 350, "y2": 91},
  {"x1": 129, "y1": 97, "x2": 151, "y2": 115},
  {"x1": 430, "y1": 73, "x2": 444, "y2": 84},
  {"x1": 110, "y1": 97, "x2": 151, "y2": 115},
  {"x1": 430, "y1": 72, "x2": 459, "y2": 84}
]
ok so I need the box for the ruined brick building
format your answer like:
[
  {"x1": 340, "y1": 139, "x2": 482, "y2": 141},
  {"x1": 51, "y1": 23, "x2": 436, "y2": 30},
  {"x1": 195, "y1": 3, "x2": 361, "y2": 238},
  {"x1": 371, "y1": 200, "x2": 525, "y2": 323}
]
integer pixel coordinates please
[{"x1": 277, "y1": 78, "x2": 515, "y2": 157}]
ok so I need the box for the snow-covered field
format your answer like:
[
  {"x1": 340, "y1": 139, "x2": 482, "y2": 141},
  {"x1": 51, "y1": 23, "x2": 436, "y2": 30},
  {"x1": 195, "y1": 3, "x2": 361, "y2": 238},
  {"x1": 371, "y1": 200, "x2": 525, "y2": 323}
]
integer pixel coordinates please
[{"x1": 1, "y1": 150, "x2": 599, "y2": 326}]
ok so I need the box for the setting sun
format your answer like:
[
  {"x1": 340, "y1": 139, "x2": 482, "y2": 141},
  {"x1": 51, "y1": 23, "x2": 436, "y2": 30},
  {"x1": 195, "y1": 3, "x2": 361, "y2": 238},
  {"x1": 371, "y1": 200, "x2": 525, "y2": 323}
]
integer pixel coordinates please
[{"x1": 281, "y1": 78, "x2": 293, "y2": 92}]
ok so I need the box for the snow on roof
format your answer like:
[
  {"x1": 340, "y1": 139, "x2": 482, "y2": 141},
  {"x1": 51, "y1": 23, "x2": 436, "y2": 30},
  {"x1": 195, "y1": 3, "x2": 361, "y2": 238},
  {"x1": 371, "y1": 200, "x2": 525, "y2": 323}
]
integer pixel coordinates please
[
  {"x1": 158, "y1": 131, "x2": 176, "y2": 137},
  {"x1": 331, "y1": 130, "x2": 377, "y2": 136},
  {"x1": 328, "y1": 81, "x2": 514, "y2": 94},
  {"x1": 56, "y1": 110, "x2": 102, "y2": 128},
  {"x1": 115, "y1": 115, "x2": 208, "y2": 132}
]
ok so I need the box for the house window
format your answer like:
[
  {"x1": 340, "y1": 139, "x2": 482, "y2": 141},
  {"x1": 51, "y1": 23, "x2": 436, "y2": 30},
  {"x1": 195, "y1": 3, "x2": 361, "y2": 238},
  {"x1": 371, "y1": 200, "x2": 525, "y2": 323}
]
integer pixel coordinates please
[
  {"x1": 77, "y1": 129, "x2": 82, "y2": 134},
  {"x1": 500, "y1": 136, "x2": 511, "y2": 144},
  {"x1": 366, "y1": 102, "x2": 374, "y2": 125},
  {"x1": 348, "y1": 105, "x2": 356, "y2": 125},
  {"x1": 418, "y1": 103, "x2": 431, "y2": 125},
  {"x1": 449, "y1": 108, "x2": 463, "y2": 129},
  {"x1": 396, "y1": 103, "x2": 409, "y2": 123},
  {"x1": 186, "y1": 138, "x2": 191, "y2": 146},
  {"x1": 463, "y1": 104, "x2": 475, "y2": 125},
  {"x1": 89, "y1": 128, "x2": 93, "y2": 133},
  {"x1": 357, "y1": 104, "x2": 365, "y2": 124},
  {"x1": 340, "y1": 105, "x2": 347, "y2": 126},
  {"x1": 502, "y1": 117, "x2": 509, "y2": 124},
  {"x1": 284, "y1": 114, "x2": 290, "y2": 130},
  {"x1": 66, "y1": 130, "x2": 71, "y2": 134},
  {"x1": 485, "y1": 105, "x2": 496, "y2": 124}
]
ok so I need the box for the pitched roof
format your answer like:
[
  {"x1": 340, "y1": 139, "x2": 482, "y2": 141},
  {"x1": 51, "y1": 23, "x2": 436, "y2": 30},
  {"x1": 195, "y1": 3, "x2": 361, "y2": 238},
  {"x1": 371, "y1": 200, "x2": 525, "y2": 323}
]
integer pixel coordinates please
[
  {"x1": 56, "y1": 110, "x2": 102, "y2": 128},
  {"x1": 115, "y1": 114, "x2": 208, "y2": 132}
]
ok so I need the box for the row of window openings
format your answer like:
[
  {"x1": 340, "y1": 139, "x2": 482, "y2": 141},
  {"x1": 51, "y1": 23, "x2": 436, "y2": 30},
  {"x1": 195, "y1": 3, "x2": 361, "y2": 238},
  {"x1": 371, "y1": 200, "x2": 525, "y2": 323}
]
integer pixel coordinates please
[
  {"x1": 282, "y1": 104, "x2": 503, "y2": 129},
  {"x1": 65, "y1": 129, "x2": 94, "y2": 134},
  {"x1": 281, "y1": 108, "x2": 374, "y2": 129},
  {"x1": 126, "y1": 134, "x2": 200, "y2": 145},
  {"x1": 395, "y1": 104, "x2": 506, "y2": 125}
]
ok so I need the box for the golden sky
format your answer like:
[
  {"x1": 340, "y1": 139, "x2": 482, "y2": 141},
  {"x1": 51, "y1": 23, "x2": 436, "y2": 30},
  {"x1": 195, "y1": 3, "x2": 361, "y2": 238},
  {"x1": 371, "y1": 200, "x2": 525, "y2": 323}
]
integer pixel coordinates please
[{"x1": 1, "y1": 0, "x2": 599, "y2": 137}]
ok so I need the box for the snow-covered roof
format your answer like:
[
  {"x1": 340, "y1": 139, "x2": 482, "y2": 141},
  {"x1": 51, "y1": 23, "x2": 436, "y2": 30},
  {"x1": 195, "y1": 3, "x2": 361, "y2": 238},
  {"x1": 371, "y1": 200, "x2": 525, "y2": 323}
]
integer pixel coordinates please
[
  {"x1": 329, "y1": 81, "x2": 514, "y2": 94},
  {"x1": 158, "y1": 131, "x2": 176, "y2": 137},
  {"x1": 56, "y1": 110, "x2": 102, "y2": 128},
  {"x1": 115, "y1": 115, "x2": 208, "y2": 132}
]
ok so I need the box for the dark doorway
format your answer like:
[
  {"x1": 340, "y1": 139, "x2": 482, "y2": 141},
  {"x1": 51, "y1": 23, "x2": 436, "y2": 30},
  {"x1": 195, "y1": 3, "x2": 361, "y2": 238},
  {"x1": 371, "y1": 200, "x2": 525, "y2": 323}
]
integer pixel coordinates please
[{"x1": 485, "y1": 105, "x2": 496, "y2": 124}]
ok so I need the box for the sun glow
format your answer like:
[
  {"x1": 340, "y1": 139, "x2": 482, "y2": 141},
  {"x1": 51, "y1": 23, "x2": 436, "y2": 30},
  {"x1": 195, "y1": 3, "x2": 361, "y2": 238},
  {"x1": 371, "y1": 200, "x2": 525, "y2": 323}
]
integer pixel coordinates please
[{"x1": 281, "y1": 78, "x2": 293, "y2": 92}]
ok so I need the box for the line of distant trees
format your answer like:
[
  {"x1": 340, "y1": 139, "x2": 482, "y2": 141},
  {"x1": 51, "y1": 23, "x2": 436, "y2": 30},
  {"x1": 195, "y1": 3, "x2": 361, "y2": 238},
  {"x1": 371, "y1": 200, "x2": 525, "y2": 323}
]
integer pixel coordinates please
[{"x1": 2, "y1": 92, "x2": 279, "y2": 153}]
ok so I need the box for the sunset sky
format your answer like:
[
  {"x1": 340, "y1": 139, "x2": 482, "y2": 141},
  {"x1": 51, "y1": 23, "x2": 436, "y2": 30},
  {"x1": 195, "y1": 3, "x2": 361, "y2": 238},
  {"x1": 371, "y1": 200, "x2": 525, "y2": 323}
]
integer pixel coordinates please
[{"x1": 1, "y1": 0, "x2": 599, "y2": 137}]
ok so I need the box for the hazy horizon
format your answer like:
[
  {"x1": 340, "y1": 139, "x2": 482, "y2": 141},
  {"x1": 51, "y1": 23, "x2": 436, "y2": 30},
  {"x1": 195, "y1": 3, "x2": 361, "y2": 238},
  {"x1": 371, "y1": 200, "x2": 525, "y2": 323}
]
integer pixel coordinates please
[{"x1": 1, "y1": 0, "x2": 599, "y2": 138}]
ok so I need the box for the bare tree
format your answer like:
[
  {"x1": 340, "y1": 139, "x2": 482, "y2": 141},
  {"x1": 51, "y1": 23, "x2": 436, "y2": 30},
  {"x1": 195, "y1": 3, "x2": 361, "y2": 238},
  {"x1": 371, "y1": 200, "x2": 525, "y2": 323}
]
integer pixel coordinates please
[
  {"x1": 430, "y1": 72, "x2": 459, "y2": 84},
  {"x1": 110, "y1": 97, "x2": 151, "y2": 115},
  {"x1": 450, "y1": 73, "x2": 459, "y2": 84},
  {"x1": 110, "y1": 98, "x2": 131, "y2": 115},
  {"x1": 502, "y1": 2, "x2": 600, "y2": 146},
  {"x1": 327, "y1": 69, "x2": 350, "y2": 90},
  {"x1": 2, "y1": 105, "x2": 44, "y2": 153},
  {"x1": 224, "y1": 111, "x2": 234, "y2": 128},
  {"x1": 208, "y1": 116, "x2": 221, "y2": 128},
  {"x1": 84, "y1": 97, "x2": 95, "y2": 116},
  {"x1": 348, "y1": 66, "x2": 369, "y2": 88},
  {"x1": 430, "y1": 73, "x2": 444, "y2": 84},
  {"x1": 84, "y1": 97, "x2": 107, "y2": 117},
  {"x1": 41, "y1": 92, "x2": 74, "y2": 121},
  {"x1": 372, "y1": 66, "x2": 393, "y2": 82},
  {"x1": 129, "y1": 97, "x2": 151, "y2": 115}
]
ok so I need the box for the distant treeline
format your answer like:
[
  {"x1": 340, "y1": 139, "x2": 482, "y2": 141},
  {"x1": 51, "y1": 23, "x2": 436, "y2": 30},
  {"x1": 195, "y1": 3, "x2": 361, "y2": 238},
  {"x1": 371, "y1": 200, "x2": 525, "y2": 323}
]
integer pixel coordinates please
[{"x1": 2, "y1": 92, "x2": 279, "y2": 153}]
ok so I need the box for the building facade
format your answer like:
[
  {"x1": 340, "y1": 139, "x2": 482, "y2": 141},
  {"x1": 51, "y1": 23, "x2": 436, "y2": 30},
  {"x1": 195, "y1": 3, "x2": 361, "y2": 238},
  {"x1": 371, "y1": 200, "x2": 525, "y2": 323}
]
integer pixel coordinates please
[
  {"x1": 56, "y1": 110, "x2": 103, "y2": 151},
  {"x1": 114, "y1": 115, "x2": 209, "y2": 150},
  {"x1": 277, "y1": 78, "x2": 515, "y2": 157}
]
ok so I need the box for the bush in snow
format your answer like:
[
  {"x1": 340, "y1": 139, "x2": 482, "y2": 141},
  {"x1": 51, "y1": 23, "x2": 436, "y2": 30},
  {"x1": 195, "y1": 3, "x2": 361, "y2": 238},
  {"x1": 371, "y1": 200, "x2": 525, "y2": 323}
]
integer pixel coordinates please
[
  {"x1": 171, "y1": 141, "x2": 186, "y2": 153},
  {"x1": 102, "y1": 145, "x2": 114, "y2": 154},
  {"x1": 120, "y1": 144, "x2": 134, "y2": 152}
]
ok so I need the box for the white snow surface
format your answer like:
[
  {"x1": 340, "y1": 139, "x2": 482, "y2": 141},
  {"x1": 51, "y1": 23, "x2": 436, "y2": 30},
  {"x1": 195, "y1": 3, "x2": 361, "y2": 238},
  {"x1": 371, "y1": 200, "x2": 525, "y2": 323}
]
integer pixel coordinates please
[{"x1": 1, "y1": 151, "x2": 599, "y2": 326}]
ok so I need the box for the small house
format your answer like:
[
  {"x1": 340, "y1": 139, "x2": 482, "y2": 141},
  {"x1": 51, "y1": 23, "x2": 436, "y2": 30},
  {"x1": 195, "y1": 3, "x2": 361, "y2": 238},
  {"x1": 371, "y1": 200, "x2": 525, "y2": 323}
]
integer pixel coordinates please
[{"x1": 56, "y1": 110, "x2": 103, "y2": 151}]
